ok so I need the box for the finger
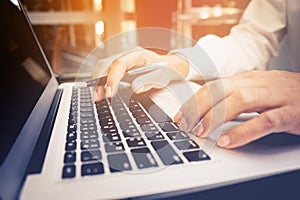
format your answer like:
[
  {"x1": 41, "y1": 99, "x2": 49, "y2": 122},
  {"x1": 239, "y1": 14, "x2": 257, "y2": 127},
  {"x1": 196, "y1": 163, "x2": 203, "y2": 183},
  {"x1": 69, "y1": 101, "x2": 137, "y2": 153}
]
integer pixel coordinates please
[
  {"x1": 174, "y1": 110, "x2": 182, "y2": 123},
  {"x1": 106, "y1": 50, "x2": 163, "y2": 97},
  {"x1": 93, "y1": 85, "x2": 106, "y2": 102},
  {"x1": 106, "y1": 59, "x2": 129, "y2": 98},
  {"x1": 106, "y1": 51, "x2": 146, "y2": 97},
  {"x1": 198, "y1": 87, "x2": 282, "y2": 138},
  {"x1": 179, "y1": 79, "x2": 228, "y2": 132},
  {"x1": 217, "y1": 107, "x2": 291, "y2": 149},
  {"x1": 170, "y1": 71, "x2": 265, "y2": 130},
  {"x1": 195, "y1": 99, "x2": 226, "y2": 137}
]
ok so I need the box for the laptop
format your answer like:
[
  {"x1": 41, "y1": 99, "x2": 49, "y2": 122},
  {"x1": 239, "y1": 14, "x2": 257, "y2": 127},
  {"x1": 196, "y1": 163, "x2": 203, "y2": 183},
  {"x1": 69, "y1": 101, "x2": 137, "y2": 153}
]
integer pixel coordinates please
[{"x1": 2, "y1": 0, "x2": 300, "y2": 199}]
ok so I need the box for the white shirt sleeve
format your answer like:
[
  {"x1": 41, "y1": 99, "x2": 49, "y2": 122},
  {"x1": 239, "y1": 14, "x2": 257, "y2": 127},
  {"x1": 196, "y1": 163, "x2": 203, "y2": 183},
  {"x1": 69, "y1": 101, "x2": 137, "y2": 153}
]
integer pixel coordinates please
[{"x1": 173, "y1": 0, "x2": 287, "y2": 80}]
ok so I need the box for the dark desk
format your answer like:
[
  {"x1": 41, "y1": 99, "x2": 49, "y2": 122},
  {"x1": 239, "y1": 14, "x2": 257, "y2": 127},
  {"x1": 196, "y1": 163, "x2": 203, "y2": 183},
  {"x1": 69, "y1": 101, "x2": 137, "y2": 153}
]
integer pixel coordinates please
[{"x1": 161, "y1": 169, "x2": 300, "y2": 200}]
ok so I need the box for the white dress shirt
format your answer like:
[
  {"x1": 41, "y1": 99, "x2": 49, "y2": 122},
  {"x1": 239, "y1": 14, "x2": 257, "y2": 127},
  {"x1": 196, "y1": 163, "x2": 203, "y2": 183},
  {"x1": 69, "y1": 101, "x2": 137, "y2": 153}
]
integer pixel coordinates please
[{"x1": 174, "y1": 0, "x2": 300, "y2": 81}]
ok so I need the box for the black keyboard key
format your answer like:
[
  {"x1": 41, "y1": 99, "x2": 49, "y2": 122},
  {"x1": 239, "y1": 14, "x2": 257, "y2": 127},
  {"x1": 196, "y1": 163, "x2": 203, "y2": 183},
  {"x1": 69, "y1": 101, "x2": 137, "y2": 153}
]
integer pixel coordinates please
[
  {"x1": 81, "y1": 139, "x2": 100, "y2": 150},
  {"x1": 81, "y1": 107, "x2": 93, "y2": 112},
  {"x1": 136, "y1": 117, "x2": 152, "y2": 125},
  {"x1": 183, "y1": 150, "x2": 210, "y2": 162},
  {"x1": 113, "y1": 106, "x2": 128, "y2": 116},
  {"x1": 70, "y1": 101, "x2": 78, "y2": 105},
  {"x1": 119, "y1": 119, "x2": 136, "y2": 129},
  {"x1": 67, "y1": 124, "x2": 77, "y2": 132},
  {"x1": 122, "y1": 129, "x2": 140, "y2": 138},
  {"x1": 62, "y1": 165, "x2": 76, "y2": 179},
  {"x1": 80, "y1": 130, "x2": 98, "y2": 140},
  {"x1": 80, "y1": 122, "x2": 97, "y2": 129},
  {"x1": 80, "y1": 97, "x2": 92, "y2": 102},
  {"x1": 81, "y1": 118, "x2": 96, "y2": 124},
  {"x1": 118, "y1": 121, "x2": 136, "y2": 130},
  {"x1": 81, "y1": 150, "x2": 102, "y2": 162},
  {"x1": 97, "y1": 105, "x2": 109, "y2": 111},
  {"x1": 80, "y1": 103, "x2": 93, "y2": 108},
  {"x1": 96, "y1": 103, "x2": 110, "y2": 111},
  {"x1": 151, "y1": 140, "x2": 183, "y2": 165},
  {"x1": 105, "y1": 142, "x2": 125, "y2": 153},
  {"x1": 110, "y1": 101, "x2": 124, "y2": 108},
  {"x1": 68, "y1": 118, "x2": 77, "y2": 125},
  {"x1": 101, "y1": 125, "x2": 118, "y2": 134},
  {"x1": 130, "y1": 107, "x2": 143, "y2": 113},
  {"x1": 145, "y1": 131, "x2": 164, "y2": 140},
  {"x1": 66, "y1": 131, "x2": 77, "y2": 141},
  {"x1": 132, "y1": 110, "x2": 147, "y2": 119},
  {"x1": 131, "y1": 148, "x2": 158, "y2": 169},
  {"x1": 80, "y1": 112, "x2": 95, "y2": 118},
  {"x1": 65, "y1": 140, "x2": 77, "y2": 151},
  {"x1": 159, "y1": 122, "x2": 179, "y2": 132},
  {"x1": 80, "y1": 98, "x2": 92, "y2": 103},
  {"x1": 110, "y1": 96, "x2": 122, "y2": 104},
  {"x1": 174, "y1": 140, "x2": 199, "y2": 151},
  {"x1": 102, "y1": 133, "x2": 121, "y2": 142},
  {"x1": 70, "y1": 107, "x2": 78, "y2": 113},
  {"x1": 69, "y1": 112, "x2": 78, "y2": 119},
  {"x1": 81, "y1": 163, "x2": 104, "y2": 176},
  {"x1": 64, "y1": 151, "x2": 76, "y2": 163},
  {"x1": 80, "y1": 125, "x2": 97, "y2": 132},
  {"x1": 129, "y1": 100, "x2": 141, "y2": 111},
  {"x1": 126, "y1": 137, "x2": 146, "y2": 147},
  {"x1": 107, "y1": 153, "x2": 132, "y2": 172},
  {"x1": 101, "y1": 124, "x2": 117, "y2": 130},
  {"x1": 166, "y1": 131, "x2": 188, "y2": 140},
  {"x1": 121, "y1": 122, "x2": 139, "y2": 138},
  {"x1": 116, "y1": 112, "x2": 131, "y2": 122},
  {"x1": 98, "y1": 112, "x2": 113, "y2": 119},
  {"x1": 99, "y1": 118, "x2": 115, "y2": 126},
  {"x1": 140, "y1": 124, "x2": 158, "y2": 132},
  {"x1": 97, "y1": 108, "x2": 111, "y2": 115}
]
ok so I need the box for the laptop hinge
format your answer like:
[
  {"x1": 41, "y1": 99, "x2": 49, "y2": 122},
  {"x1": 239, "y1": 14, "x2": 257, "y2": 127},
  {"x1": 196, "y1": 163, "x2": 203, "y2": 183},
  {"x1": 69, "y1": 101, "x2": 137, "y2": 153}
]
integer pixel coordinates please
[{"x1": 26, "y1": 89, "x2": 63, "y2": 175}]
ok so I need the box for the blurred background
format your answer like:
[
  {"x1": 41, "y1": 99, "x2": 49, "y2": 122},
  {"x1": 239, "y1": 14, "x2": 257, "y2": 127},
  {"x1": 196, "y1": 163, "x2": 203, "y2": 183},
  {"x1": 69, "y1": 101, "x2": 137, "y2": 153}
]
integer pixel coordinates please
[{"x1": 22, "y1": 0, "x2": 250, "y2": 81}]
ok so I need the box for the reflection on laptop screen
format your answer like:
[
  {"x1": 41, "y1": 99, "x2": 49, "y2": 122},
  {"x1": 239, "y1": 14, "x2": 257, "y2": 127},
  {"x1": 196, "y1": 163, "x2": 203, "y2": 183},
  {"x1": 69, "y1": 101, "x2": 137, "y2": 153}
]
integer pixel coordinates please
[{"x1": 0, "y1": 0, "x2": 52, "y2": 165}]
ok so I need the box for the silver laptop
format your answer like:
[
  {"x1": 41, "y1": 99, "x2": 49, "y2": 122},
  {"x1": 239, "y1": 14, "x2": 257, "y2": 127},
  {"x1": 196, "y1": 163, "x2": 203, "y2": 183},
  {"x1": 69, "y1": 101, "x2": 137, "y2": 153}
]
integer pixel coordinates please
[{"x1": 2, "y1": 1, "x2": 300, "y2": 199}]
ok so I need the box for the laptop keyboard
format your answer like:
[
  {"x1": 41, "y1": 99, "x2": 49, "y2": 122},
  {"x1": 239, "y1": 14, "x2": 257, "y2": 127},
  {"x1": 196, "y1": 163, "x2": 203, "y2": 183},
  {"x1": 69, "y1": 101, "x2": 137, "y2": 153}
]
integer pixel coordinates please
[{"x1": 62, "y1": 86, "x2": 210, "y2": 179}]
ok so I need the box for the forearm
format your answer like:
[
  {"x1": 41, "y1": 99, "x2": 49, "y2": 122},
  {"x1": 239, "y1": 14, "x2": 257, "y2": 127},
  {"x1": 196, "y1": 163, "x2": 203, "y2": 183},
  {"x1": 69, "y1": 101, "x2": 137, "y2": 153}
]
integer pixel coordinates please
[{"x1": 171, "y1": 0, "x2": 287, "y2": 80}]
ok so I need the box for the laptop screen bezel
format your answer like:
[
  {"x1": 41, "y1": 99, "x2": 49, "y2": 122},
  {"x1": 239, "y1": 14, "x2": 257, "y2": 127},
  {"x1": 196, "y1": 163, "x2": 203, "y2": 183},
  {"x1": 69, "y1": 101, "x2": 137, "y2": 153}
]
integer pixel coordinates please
[{"x1": 0, "y1": 1, "x2": 59, "y2": 199}]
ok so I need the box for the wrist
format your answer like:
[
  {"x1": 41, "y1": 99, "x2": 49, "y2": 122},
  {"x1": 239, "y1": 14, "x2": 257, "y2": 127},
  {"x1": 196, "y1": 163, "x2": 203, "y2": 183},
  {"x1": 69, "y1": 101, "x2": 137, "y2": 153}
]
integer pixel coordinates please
[{"x1": 163, "y1": 53, "x2": 189, "y2": 78}]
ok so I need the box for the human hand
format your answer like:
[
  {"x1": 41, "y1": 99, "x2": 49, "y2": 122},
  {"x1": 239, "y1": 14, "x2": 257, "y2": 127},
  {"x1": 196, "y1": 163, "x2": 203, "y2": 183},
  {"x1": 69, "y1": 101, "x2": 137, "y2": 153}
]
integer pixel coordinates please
[
  {"x1": 93, "y1": 48, "x2": 189, "y2": 102},
  {"x1": 174, "y1": 70, "x2": 300, "y2": 149}
]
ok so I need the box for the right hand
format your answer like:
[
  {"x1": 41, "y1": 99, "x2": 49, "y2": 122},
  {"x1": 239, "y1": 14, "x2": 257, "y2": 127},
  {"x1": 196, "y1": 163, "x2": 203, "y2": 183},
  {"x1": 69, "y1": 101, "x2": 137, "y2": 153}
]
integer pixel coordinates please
[{"x1": 94, "y1": 48, "x2": 190, "y2": 102}]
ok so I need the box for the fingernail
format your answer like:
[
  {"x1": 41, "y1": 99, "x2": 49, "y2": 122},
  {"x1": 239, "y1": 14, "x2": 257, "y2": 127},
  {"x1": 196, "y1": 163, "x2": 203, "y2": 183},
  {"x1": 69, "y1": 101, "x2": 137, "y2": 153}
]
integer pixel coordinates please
[
  {"x1": 179, "y1": 117, "x2": 189, "y2": 131},
  {"x1": 106, "y1": 86, "x2": 112, "y2": 98},
  {"x1": 174, "y1": 111, "x2": 182, "y2": 122},
  {"x1": 217, "y1": 135, "x2": 231, "y2": 148},
  {"x1": 196, "y1": 123, "x2": 204, "y2": 137}
]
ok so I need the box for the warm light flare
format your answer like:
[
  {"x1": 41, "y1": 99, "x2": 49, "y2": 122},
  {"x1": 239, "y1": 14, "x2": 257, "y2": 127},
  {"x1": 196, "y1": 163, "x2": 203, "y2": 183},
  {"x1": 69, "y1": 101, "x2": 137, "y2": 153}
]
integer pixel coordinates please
[
  {"x1": 93, "y1": 0, "x2": 102, "y2": 11},
  {"x1": 212, "y1": 5, "x2": 223, "y2": 17},
  {"x1": 95, "y1": 20, "x2": 104, "y2": 35}
]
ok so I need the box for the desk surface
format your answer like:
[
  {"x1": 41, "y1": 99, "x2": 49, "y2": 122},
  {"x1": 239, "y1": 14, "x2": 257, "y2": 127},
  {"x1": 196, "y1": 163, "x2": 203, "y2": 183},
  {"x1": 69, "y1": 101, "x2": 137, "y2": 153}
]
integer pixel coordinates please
[{"x1": 159, "y1": 168, "x2": 300, "y2": 200}]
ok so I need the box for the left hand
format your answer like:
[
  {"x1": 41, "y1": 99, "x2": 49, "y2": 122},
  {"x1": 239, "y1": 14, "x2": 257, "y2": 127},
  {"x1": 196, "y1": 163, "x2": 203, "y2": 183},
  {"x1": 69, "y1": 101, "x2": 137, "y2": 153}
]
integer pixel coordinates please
[
  {"x1": 93, "y1": 48, "x2": 189, "y2": 101},
  {"x1": 174, "y1": 70, "x2": 300, "y2": 149}
]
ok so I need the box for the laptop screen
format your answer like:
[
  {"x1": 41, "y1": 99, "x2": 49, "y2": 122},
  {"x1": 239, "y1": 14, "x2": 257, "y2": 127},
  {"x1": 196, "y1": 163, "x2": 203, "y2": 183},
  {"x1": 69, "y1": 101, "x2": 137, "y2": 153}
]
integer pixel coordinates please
[{"x1": 0, "y1": 0, "x2": 52, "y2": 165}]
